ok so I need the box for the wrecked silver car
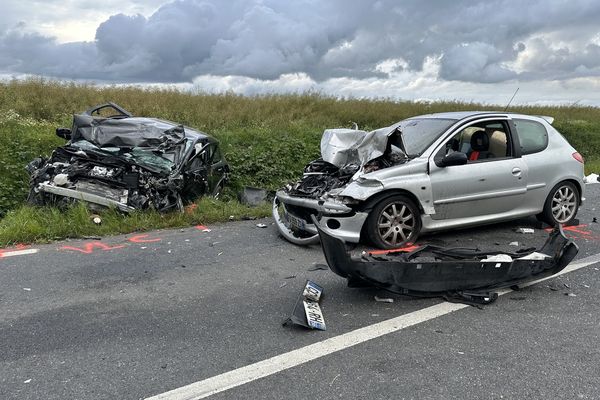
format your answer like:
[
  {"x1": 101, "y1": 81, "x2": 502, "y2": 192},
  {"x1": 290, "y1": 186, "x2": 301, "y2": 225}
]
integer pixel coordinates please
[
  {"x1": 314, "y1": 217, "x2": 578, "y2": 305},
  {"x1": 27, "y1": 103, "x2": 229, "y2": 212},
  {"x1": 274, "y1": 112, "x2": 585, "y2": 249}
]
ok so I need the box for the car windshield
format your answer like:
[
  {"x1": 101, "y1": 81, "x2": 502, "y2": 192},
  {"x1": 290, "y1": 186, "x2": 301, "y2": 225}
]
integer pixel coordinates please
[{"x1": 399, "y1": 118, "x2": 457, "y2": 156}]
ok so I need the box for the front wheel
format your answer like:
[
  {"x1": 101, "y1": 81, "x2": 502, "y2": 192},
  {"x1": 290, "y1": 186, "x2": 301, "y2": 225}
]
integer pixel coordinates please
[
  {"x1": 365, "y1": 194, "x2": 422, "y2": 249},
  {"x1": 539, "y1": 181, "x2": 580, "y2": 226}
]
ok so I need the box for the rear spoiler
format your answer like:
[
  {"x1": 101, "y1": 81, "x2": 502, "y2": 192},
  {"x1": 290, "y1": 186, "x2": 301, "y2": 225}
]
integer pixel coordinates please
[{"x1": 538, "y1": 116, "x2": 554, "y2": 125}]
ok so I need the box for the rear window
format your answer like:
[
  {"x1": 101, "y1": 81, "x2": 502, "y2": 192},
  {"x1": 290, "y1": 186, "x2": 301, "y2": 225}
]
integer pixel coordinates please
[{"x1": 514, "y1": 119, "x2": 548, "y2": 155}]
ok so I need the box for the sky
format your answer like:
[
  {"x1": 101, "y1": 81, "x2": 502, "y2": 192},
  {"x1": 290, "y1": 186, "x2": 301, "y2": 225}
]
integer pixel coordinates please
[{"x1": 1, "y1": 0, "x2": 600, "y2": 105}]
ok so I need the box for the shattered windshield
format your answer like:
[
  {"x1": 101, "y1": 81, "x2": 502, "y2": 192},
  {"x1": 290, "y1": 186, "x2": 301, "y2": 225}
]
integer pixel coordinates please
[{"x1": 399, "y1": 118, "x2": 456, "y2": 156}]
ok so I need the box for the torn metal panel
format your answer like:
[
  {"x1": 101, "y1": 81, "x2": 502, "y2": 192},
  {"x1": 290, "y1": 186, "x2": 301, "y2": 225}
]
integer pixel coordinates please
[
  {"x1": 26, "y1": 103, "x2": 229, "y2": 213},
  {"x1": 314, "y1": 217, "x2": 578, "y2": 305}
]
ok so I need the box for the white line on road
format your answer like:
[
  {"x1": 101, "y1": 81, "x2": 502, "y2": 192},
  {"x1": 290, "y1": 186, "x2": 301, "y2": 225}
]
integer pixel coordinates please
[
  {"x1": 146, "y1": 252, "x2": 600, "y2": 400},
  {"x1": 0, "y1": 249, "x2": 39, "y2": 258}
]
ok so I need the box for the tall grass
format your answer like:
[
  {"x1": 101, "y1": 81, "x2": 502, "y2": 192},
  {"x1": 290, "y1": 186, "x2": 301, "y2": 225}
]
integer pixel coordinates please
[{"x1": 0, "y1": 78, "x2": 598, "y2": 245}]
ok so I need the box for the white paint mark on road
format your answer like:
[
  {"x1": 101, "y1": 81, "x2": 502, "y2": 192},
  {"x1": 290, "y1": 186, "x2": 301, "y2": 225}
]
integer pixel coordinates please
[
  {"x1": 146, "y1": 252, "x2": 600, "y2": 400},
  {"x1": 0, "y1": 249, "x2": 39, "y2": 258}
]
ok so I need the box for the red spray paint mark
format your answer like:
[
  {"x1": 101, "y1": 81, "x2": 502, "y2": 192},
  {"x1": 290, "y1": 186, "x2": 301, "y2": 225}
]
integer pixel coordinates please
[
  {"x1": 60, "y1": 242, "x2": 126, "y2": 254},
  {"x1": 545, "y1": 224, "x2": 600, "y2": 242},
  {"x1": 128, "y1": 234, "x2": 162, "y2": 243},
  {"x1": 368, "y1": 244, "x2": 420, "y2": 256},
  {"x1": 195, "y1": 225, "x2": 211, "y2": 232}
]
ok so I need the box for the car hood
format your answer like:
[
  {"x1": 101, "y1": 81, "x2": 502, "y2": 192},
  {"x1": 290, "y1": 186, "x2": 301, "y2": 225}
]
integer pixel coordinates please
[{"x1": 320, "y1": 124, "x2": 400, "y2": 168}]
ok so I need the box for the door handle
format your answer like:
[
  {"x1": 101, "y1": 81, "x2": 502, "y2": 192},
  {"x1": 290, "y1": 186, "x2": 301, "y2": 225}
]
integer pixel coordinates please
[{"x1": 512, "y1": 167, "x2": 522, "y2": 176}]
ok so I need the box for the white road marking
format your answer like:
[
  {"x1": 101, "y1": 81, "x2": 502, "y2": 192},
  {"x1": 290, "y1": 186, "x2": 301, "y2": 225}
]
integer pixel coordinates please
[
  {"x1": 146, "y1": 252, "x2": 600, "y2": 400},
  {"x1": 0, "y1": 249, "x2": 39, "y2": 258}
]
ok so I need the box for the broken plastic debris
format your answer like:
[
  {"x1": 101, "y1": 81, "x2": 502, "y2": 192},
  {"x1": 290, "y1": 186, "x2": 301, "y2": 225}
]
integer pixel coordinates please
[
  {"x1": 23, "y1": 288, "x2": 31, "y2": 291},
  {"x1": 509, "y1": 241, "x2": 519, "y2": 246},
  {"x1": 583, "y1": 173, "x2": 599, "y2": 184},
  {"x1": 314, "y1": 218, "x2": 578, "y2": 306},
  {"x1": 374, "y1": 295, "x2": 394, "y2": 303},
  {"x1": 91, "y1": 214, "x2": 102, "y2": 225},
  {"x1": 229, "y1": 215, "x2": 235, "y2": 221},
  {"x1": 23, "y1": 379, "x2": 32, "y2": 384},
  {"x1": 516, "y1": 228, "x2": 535, "y2": 234},
  {"x1": 279, "y1": 282, "x2": 287, "y2": 288},
  {"x1": 195, "y1": 225, "x2": 211, "y2": 232},
  {"x1": 483, "y1": 254, "x2": 513, "y2": 262},
  {"x1": 256, "y1": 223, "x2": 268, "y2": 228},
  {"x1": 307, "y1": 264, "x2": 329, "y2": 271},
  {"x1": 565, "y1": 293, "x2": 577, "y2": 297},
  {"x1": 517, "y1": 252, "x2": 550, "y2": 260}
]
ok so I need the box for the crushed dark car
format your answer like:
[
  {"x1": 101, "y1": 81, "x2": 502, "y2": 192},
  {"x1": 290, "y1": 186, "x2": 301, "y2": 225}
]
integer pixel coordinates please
[
  {"x1": 27, "y1": 103, "x2": 229, "y2": 213},
  {"x1": 314, "y1": 216, "x2": 578, "y2": 305}
]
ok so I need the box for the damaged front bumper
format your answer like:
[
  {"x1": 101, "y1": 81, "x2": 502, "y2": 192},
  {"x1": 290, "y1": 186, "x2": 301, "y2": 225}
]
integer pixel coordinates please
[
  {"x1": 273, "y1": 190, "x2": 368, "y2": 245},
  {"x1": 314, "y1": 217, "x2": 578, "y2": 304}
]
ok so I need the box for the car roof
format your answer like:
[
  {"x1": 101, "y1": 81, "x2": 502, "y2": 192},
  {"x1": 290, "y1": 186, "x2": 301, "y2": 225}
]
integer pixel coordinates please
[{"x1": 409, "y1": 111, "x2": 551, "y2": 124}]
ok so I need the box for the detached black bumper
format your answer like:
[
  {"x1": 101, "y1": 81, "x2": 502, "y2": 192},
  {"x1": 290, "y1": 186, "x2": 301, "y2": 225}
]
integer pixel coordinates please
[{"x1": 314, "y1": 217, "x2": 578, "y2": 305}]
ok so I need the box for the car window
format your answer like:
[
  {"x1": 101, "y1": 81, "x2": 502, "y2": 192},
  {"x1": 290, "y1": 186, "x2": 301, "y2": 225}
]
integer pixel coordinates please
[
  {"x1": 513, "y1": 119, "x2": 548, "y2": 155},
  {"x1": 435, "y1": 120, "x2": 512, "y2": 163},
  {"x1": 399, "y1": 118, "x2": 457, "y2": 156}
]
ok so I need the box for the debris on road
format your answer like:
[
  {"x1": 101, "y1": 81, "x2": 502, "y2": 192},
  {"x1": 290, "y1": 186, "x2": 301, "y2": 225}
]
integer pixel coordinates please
[
  {"x1": 593, "y1": 217, "x2": 598, "y2": 223},
  {"x1": 91, "y1": 214, "x2": 102, "y2": 225},
  {"x1": 22, "y1": 288, "x2": 31, "y2": 291},
  {"x1": 23, "y1": 379, "x2": 32, "y2": 384},
  {"x1": 279, "y1": 282, "x2": 287, "y2": 288},
  {"x1": 239, "y1": 186, "x2": 268, "y2": 206},
  {"x1": 256, "y1": 223, "x2": 268, "y2": 228},
  {"x1": 374, "y1": 295, "x2": 394, "y2": 303},
  {"x1": 565, "y1": 293, "x2": 577, "y2": 297},
  {"x1": 307, "y1": 264, "x2": 329, "y2": 271},
  {"x1": 515, "y1": 227, "x2": 535, "y2": 234},
  {"x1": 283, "y1": 280, "x2": 326, "y2": 330},
  {"x1": 509, "y1": 241, "x2": 519, "y2": 246},
  {"x1": 26, "y1": 103, "x2": 229, "y2": 213},
  {"x1": 315, "y1": 220, "x2": 578, "y2": 305},
  {"x1": 583, "y1": 173, "x2": 599, "y2": 184}
]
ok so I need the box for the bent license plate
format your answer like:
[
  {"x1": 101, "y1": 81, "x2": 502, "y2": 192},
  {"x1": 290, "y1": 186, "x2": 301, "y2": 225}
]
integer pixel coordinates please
[
  {"x1": 285, "y1": 211, "x2": 306, "y2": 231},
  {"x1": 303, "y1": 299, "x2": 326, "y2": 330}
]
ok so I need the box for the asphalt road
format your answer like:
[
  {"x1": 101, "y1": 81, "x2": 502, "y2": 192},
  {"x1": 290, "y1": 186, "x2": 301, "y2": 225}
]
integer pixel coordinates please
[{"x1": 1, "y1": 184, "x2": 599, "y2": 400}]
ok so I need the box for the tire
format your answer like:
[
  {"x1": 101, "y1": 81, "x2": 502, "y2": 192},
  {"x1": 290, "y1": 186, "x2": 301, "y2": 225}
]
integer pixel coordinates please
[
  {"x1": 365, "y1": 194, "x2": 422, "y2": 249},
  {"x1": 539, "y1": 181, "x2": 580, "y2": 226}
]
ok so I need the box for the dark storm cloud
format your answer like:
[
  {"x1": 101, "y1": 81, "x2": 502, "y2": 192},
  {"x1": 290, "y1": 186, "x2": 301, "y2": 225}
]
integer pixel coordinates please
[{"x1": 1, "y1": 0, "x2": 600, "y2": 83}]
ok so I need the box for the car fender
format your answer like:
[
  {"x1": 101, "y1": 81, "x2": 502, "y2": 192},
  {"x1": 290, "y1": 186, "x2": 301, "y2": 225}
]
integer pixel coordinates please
[{"x1": 339, "y1": 159, "x2": 435, "y2": 215}]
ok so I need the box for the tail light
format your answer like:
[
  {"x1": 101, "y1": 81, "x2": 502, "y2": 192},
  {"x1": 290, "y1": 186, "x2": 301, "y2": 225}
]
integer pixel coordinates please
[{"x1": 572, "y1": 152, "x2": 584, "y2": 163}]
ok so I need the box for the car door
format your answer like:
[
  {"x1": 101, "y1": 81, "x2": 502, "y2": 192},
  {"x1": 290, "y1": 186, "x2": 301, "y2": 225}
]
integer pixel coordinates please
[{"x1": 428, "y1": 117, "x2": 528, "y2": 221}]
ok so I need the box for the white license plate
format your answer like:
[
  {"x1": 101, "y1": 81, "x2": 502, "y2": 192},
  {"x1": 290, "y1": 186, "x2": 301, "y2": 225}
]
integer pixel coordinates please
[
  {"x1": 303, "y1": 299, "x2": 326, "y2": 330},
  {"x1": 303, "y1": 280, "x2": 323, "y2": 302},
  {"x1": 284, "y1": 210, "x2": 306, "y2": 231}
]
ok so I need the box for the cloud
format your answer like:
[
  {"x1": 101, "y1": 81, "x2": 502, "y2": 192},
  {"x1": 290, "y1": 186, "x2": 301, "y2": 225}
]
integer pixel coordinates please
[{"x1": 1, "y1": 0, "x2": 600, "y2": 87}]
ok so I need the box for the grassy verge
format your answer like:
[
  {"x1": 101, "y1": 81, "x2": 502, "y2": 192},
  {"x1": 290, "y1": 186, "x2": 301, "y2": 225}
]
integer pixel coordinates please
[
  {"x1": 0, "y1": 78, "x2": 599, "y2": 245},
  {"x1": 0, "y1": 199, "x2": 271, "y2": 247}
]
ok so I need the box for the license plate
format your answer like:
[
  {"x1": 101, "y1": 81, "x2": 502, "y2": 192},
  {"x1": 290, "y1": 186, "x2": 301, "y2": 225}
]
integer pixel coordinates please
[
  {"x1": 303, "y1": 299, "x2": 326, "y2": 330},
  {"x1": 303, "y1": 280, "x2": 323, "y2": 302},
  {"x1": 284, "y1": 209, "x2": 306, "y2": 231}
]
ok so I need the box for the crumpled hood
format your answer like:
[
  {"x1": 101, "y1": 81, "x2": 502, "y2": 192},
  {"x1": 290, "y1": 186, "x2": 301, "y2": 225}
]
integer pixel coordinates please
[{"x1": 320, "y1": 124, "x2": 399, "y2": 168}]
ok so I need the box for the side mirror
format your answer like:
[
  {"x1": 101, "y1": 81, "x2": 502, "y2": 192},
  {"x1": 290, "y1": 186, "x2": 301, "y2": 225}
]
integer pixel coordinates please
[
  {"x1": 439, "y1": 152, "x2": 468, "y2": 167},
  {"x1": 56, "y1": 127, "x2": 72, "y2": 140}
]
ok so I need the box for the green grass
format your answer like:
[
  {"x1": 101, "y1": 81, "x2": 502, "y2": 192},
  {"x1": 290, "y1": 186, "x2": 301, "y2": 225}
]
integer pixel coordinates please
[{"x1": 0, "y1": 77, "x2": 599, "y2": 245}]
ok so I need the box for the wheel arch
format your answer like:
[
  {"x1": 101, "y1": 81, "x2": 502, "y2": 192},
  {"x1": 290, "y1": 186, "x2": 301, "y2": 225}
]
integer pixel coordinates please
[{"x1": 358, "y1": 189, "x2": 424, "y2": 243}]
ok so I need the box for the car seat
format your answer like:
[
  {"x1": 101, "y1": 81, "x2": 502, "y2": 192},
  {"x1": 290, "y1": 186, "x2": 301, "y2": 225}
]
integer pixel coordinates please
[{"x1": 468, "y1": 131, "x2": 492, "y2": 161}]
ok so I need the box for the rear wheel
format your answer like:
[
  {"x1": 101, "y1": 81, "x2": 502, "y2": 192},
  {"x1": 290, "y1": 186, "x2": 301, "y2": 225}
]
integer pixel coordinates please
[
  {"x1": 366, "y1": 194, "x2": 421, "y2": 249},
  {"x1": 539, "y1": 181, "x2": 580, "y2": 226}
]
